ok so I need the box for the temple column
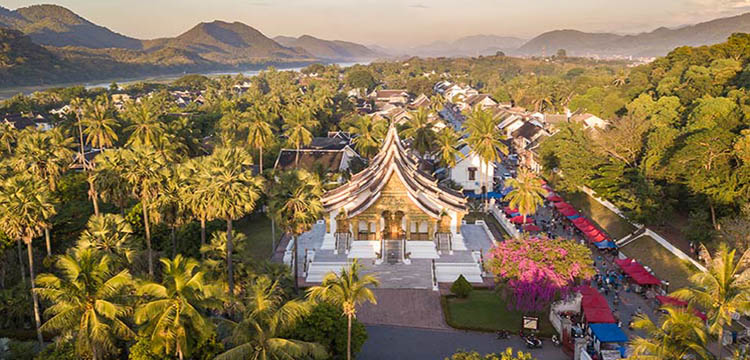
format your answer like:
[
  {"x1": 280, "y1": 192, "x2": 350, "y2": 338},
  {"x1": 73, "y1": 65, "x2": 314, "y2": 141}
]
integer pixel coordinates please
[{"x1": 322, "y1": 210, "x2": 337, "y2": 250}]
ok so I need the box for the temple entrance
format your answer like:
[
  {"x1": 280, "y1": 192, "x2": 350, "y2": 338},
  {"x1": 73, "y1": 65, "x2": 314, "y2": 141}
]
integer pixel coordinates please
[{"x1": 381, "y1": 210, "x2": 405, "y2": 240}]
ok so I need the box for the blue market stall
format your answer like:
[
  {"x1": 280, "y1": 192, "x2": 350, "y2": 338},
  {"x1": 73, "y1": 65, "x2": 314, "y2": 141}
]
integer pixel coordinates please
[{"x1": 587, "y1": 323, "x2": 628, "y2": 358}]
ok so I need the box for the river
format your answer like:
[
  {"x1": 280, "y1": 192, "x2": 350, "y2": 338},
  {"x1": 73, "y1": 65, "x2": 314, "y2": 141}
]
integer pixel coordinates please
[{"x1": 0, "y1": 61, "x2": 364, "y2": 100}]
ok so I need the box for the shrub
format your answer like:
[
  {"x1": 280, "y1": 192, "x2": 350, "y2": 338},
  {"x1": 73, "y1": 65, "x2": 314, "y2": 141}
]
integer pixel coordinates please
[
  {"x1": 449, "y1": 348, "x2": 533, "y2": 360},
  {"x1": 451, "y1": 275, "x2": 473, "y2": 298},
  {"x1": 284, "y1": 302, "x2": 367, "y2": 360}
]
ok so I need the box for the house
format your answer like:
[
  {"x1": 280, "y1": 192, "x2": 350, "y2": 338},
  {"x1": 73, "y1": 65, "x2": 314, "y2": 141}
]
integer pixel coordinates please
[
  {"x1": 368, "y1": 89, "x2": 410, "y2": 106},
  {"x1": 510, "y1": 122, "x2": 551, "y2": 173},
  {"x1": 570, "y1": 113, "x2": 608, "y2": 130},
  {"x1": 459, "y1": 94, "x2": 498, "y2": 112},
  {"x1": 498, "y1": 115, "x2": 526, "y2": 138},
  {"x1": 409, "y1": 94, "x2": 431, "y2": 110},
  {"x1": 449, "y1": 144, "x2": 495, "y2": 193},
  {"x1": 273, "y1": 136, "x2": 363, "y2": 177},
  {"x1": 2, "y1": 113, "x2": 53, "y2": 131},
  {"x1": 444, "y1": 85, "x2": 478, "y2": 103}
]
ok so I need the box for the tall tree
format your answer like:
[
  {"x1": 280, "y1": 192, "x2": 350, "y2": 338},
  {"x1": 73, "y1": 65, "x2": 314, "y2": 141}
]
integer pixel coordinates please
[
  {"x1": 123, "y1": 99, "x2": 166, "y2": 148},
  {"x1": 268, "y1": 170, "x2": 323, "y2": 293},
  {"x1": 464, "y1": 106, "x2": 508, "y2": 208},
  {"x1": 198, "y1": 147, "x2": 263, "y2": 295},
  {"x1": 35, "y1": 249, "x2": 134, "y2": 359},
  {"x1": 243, "y1": 106, "x2": 276, "y2": 171},
  {"x1": 402, "y1": 107, "x2": 436, "y2": 157},
  {"x1": 282, "y1": 105, "x2": 319, "y2": 168},
  {"x1": 0, "y1": 121, "x2": 17, "y2": 154},
  {"x1": 435, "y1": 127, "x2": 464, "y2": 168},
  {"x1": 307, "y1": 260, "x2": 379, "y2": 360},
  {"x1": 76, "y1": 214, "x2": 137, "y2": 270},
  {"x1": 503, "y1": 169, "x2": 548, "y2": 225},
  {"x1": 672, "y1": 243, "x2": 750, "y2": 358},
  {"x1": 630, "y1": 307, "x2": 713, "y2": 360},
  {"x1": 0, "y1": 175, "x2": 56, "y2": 345},
  {"x1": 345, "y1": 115, "x2": 387, "y2": 158},
  {"x1": 216, "y1": 276, "x2": 326, "y2": 360},
  {"x1": 81, "y1": 96, "x2": 119, "y2": 150},
  {"x1": 178, "y1": 158, "x2": 212, "y2": 256},
  {"x1": 134, "y1": 255, "x2": 221, "y2": 360}
]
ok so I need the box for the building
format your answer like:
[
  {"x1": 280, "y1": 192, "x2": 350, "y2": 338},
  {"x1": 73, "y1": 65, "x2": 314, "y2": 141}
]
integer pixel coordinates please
[
  {"x1": 321, "y1": 125, "x2": 468, "y2": 261},
  {"x1": 449, "y1": 144, "x2": 495, "y2": 193},
  {"x1": 459, "y1": 94, "x2": 498, "y2": 112},
  {"x1": 571, "y1": 113, "x2": 608, "y2": 130},
  {"x1": 2, "y1": 113, "x2": 53, "y2": 131},
  {"x1": 368, "y1": 89, "x2": 410, "y2": 107},
  {"x1": 273, "y1": 136, "x2": 362, "y2": 176}
]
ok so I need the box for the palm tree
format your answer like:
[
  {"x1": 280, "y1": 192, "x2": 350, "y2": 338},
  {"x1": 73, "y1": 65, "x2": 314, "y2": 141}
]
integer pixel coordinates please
[
  {"x1": 76, "y1": 214, "x2": 137, "y2": 269},
  {"x1": 12, "y1": 128, "x2": 74, "y2": 255},
  {"x1": 134, "y1": 255, "x2": 221, "y2": 360},
  {"x1": 200, "y1": 230, "x2": 247, "y2": 284},
  {"x1": 630, "y1": 306, "x2": 713, "y2": 360},
  {"x1": 307, "y1": 260, "x2": 379, "y2": 360},
  {"x1": 402, "y1": 107, "x2": 436, "y2": 157},
  {"x1": 434, "y1": 127, "x2": 464, "y2": 168},
  {"x1": 464, "y1": 106, "x2": 508, "y2": 209},
  {"x1": 672, "y1": 243, "x2": 750, "y2": 358},
  {"x1": 346, "y1": 115, "x2": 387, "y2": 158},
  {"x1": 124, "y1": 99, "x2": 166, "y2": 148},
  {"x1": 35, "y1": 249, "x2": 134, "y2": 359},
  {"x1": 216, "y1": 276, "x2": 326, "y2": 360},
  {"x1": 198, "y1": 147, "x2": 263, "y2": 295},
  {"x1": 243, "y1": 106, "x2": 276, "y2": 171},
  {"x1": 81, "y1": 96, "x2": 119, "y2": 149},
  {"x1": 0, "y1": 121, "x2": 17, "y2": 154},
  {"x1": 219, "y1": 107, "x2": 245, "y2": 145},
  {"x1": 282, "y1": 105, "x2": 319, "y2": 168},
  {"x1": 178, "y1": 158, "x2": 212, "y2": 255},
  {"x1": 118, "y1": 144, "x2": 168, "y2": 276},
  {"x1": 268, "y1": 170, "x2": 324, "y2": 293},
  {"x1": 503, "y1": 169, "x2": 548, "y2": 225},
  {"x1": 0, "y1": 175, "x2": 56, "y2": 345},
  {"x1": 153, "y1": 167, "x2": 190, "y2": 257},
  {"x1": 93, "y1": 150, "x2": 131, "y2": 215}
]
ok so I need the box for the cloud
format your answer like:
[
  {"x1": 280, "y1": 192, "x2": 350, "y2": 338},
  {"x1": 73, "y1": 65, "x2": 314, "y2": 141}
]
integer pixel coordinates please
[{"x1": 409, "y1": 3, "x2": 429, "y2": 8}]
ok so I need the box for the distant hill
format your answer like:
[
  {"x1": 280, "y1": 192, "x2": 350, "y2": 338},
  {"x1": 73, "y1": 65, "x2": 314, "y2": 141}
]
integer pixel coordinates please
[
  {"x1": 0, "y1": 4, "x2": 142, "y2": 49},
  {"x1": 0, "y1": 27, "x2": 81, "y2": 86},
  {"x1": 411, "y1": 35, "x2": 526, "y2": 57},
  {"x1": 517, "y1": 12, "x2": 750, "y2": 57},
  {"x1": 143, "y1": 21, "x2": 312, "y2": 64},
  {"x1": 273, "y1": 34, "x2": 379, "y2": 60}
]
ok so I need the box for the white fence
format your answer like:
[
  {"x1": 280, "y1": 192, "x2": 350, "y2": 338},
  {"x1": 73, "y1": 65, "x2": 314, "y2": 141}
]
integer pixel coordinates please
[{"x1": 489, "y1": 204, "x2": 521, "y2": 239}]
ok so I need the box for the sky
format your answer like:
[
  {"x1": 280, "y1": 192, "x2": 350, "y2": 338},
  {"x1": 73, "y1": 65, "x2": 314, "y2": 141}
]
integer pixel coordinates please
[{"x1": 3, "y1": 0, "x2": 750, "y2": 47}]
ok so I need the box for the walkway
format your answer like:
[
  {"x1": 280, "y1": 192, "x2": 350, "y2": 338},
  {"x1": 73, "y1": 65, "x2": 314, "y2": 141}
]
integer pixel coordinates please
[
  {"x1": 357, "y1": 289, "x2": 447, "y2": 329},
  {"x1": 359, "y1": 325, "x2": 569, "y2": 360}
]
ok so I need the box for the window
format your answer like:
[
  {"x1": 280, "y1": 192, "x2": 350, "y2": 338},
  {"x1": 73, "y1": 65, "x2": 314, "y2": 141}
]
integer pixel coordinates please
[{"x1": 468, "y1": 167, "x2": 477, "y2": 181}]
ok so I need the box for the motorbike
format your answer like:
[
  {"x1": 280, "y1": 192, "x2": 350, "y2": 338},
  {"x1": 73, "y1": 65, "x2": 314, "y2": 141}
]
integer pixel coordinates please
[
  {"x1": 521, "y1": 333, "x2": 543, "y2": 349},
  {"x1": 496, "y1": 330, "x2": 510, "y2": 340},
  {"x1": 551, "y1": 335, "x2": 561, "y2": 347}
]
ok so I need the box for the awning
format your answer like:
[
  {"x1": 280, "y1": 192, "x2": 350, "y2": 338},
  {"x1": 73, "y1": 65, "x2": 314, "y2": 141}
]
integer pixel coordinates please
[
  {"x1": 547, "y1": 195, "x2": 564, "y2": 202},
  {"x1": 560, "y1": 208, "x2": 578, "y2": 217},
  {"x1": 584, "y1": 307, "x2": 616, "y2": 323},
  {"x1": 589, "y1": 323, "x2": 628, "y2": 343},
  {"x1": 511, "y1": 216, "x2": 534, "y2": 224},
  {"x1": 554, "y1": 202, "x2": 573, "y2": 210},
  {"x1": 582, "y1": 294, "x2": 609, "y2": 309},
  {"x1": 656, "y1": 296, "x2": 707, "y2": 321},
  {"x1": 524, "y1": 224, "x2": 542, "y2": 232},
  {"x1": 615, "y1": 258, "x2": 662, "y2": 286},
  {"x1": 503, "y1": 207, "x2": 519, "y2": 215},
  {"x1": 594, "y1": 240, "x2": 617, "y2": 249}
]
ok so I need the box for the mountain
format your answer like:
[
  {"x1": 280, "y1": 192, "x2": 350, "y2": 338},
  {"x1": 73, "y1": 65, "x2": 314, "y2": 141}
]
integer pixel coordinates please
[
  {"x1": 0, "y1": 4, "x2": 142, "y2": 49},
  {"x1": 0, "y1": 27, "x2": 81, "y2": 86},
  {"x1": 273, "y1": 34, "x2": 380, "y2": 60},
  {"x1": 410, "y1": 35, "x2": 526, "y2": 57},
  {"x1": 142, "y1": 21, "x2": 312, "y2": 64},
  {"x1": 517, "y1": 12, "x2": 750, "y2": 57}
]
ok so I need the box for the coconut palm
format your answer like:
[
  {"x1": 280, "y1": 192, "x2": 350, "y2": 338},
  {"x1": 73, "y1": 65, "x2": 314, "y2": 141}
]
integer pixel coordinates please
[
  {"x1": 434, "y1": 127, "x2": 464, "y2": 168},
  {"x1": 672, "y1": 243, "x2": 750, "y2": 357},
  {"x1": 76, "y1": 214, "x2": 137, "y2": 269},
  {"x1": 307, "y1": 260, "x2": 379, "y2": 360},
  {"x1": 282, "y1": 105, "x2": 319, "y2": 168},
  {"x1": 268, "y1": 170, "x2": 323, "y2": 293},
  {"x1": 0, "y1": 175, "x2": 56, "y2": 345},
  {"x1": 12, "y1": 128, "x2": 74, "y2": 255},
  {"x1": 92, "y1": 150, "x2": 131, "y2": 215},
  {"x1": 402, "y1": 107, "x2": 436, "y2": 157},
  {"x1": 35, "y1": 249, "x2": 134, "y2": 359},
  {"x1": 81, "y1": 96, "x2": 119, "y2": 149},
  {"x1": 243, "y1": 106, "x2": 276, "y2": 171},
  {"x1": 464, "y1": 106, "x2": 508, "y2": 208},
  {"x1": 0, "y1": 121, "x2": 17, "y2": 154},
  {"x1": 200, "y1": 230, "x2": 247, "y2": 284},
  {"x1": 216, "y1": 276, "x2": 326, "y2": 360},
  {"x1": 153, "y1": 167, "x2": 191, "y2": 257},
  {"x1": 134, "y1": 255, "x2": 221, "y2": 360},
  {"x1": 346, "y1": 115, "x2": 387, "y2": 158},
  {"x1": 219, "y1": 107, "x2": 245, "y2": 145},
  {"x1": 118, "y1": 144, "x2": 168, "y2": 276},
  {"x1": 178, "y1": 157, "x2": 212, "y2": 255},
  {"x1": 197, "y1": 147, "x2": 263, "y2": 295},
  {"x1": 124, "y1": 99, "x2": 166, "y2": 148},
  {"x1": 630, "y1": 306, "x2": 713, "y2": 360},
  {"x1": 503, "y1": 169, "x2": 548, "y2": 225}
]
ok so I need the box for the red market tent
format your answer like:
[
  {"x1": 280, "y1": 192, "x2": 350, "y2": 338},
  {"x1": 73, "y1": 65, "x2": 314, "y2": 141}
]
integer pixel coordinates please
[
  {"x1": 656, "y1": 296, "x2": 707, "y2": 321},
  {"x1": 560, "y1": 208, "x2": 578, "y2": 217},
  {"x1": 547, "y1": 195, "x2": 564, "y2": 202},
  {"x1": 630, "y1": 269, "x2": 661, "y2": 286},
  {"x1": 524, "y1": 224, "x2": 542, "y2": 232},
  {"x1": 582, "y1": 294, "x2": 609, "y2": 309},
  {"x1": 584, "y1": 228, "x2": 601, "y2": 238},
  {"x1": 511, "y1": 216, "x2": 534, "y2": 224},
  {"x1": 572, "y1": 217, "x2": 591, "y2": 224},
  {"x1": 578, "y1": 286, "x2": 598, "y2": 296},
  {"x1": 588, "y1": 233, "x2": 609, "y2": 243},
  {"x1": 577, "y1": 223, "x2": 596, "y2": 232},
  {"x1": 583, "y1": 307, "x2": 616, "y2": 323},
  {"x1": 554, "y1": 202, "x2": 573, "y2": 209},
  {"x1": 503, "y1": 207, "x2": 519, "y2": 215}
]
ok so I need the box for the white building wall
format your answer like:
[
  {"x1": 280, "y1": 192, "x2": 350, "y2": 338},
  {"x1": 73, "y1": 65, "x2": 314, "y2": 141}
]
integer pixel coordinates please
[{"x1": 450, "y1": 152, "x2": 494, "y2": 192}]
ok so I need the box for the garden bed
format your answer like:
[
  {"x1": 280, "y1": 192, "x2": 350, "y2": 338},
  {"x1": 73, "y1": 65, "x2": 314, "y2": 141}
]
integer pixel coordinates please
[{"x1": 442, "y1": 289, "x2": 555, "y2": 337}]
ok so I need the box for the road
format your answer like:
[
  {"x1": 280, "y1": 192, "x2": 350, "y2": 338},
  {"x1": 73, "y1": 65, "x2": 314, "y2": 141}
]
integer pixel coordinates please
[{"x1": 359, "y1": 325, "x2": 569, "y2": 360}]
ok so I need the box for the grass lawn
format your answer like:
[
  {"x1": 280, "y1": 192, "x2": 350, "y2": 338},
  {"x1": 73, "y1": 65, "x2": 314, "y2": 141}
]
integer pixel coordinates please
[
  {"x1": 234, "y1": 213, "x2": 282, "y2": 261},
  {"x1": 620, "y1": 235, "x2": 698, "y2": 291},
  {"x1": 443, "y1": 289, "x2": 555, "y2": 336},
  {"x1": 465, "y1": 211, "x2": 510, "y2": 241},
  {"x1": 562, "y1": 191, "x2": 636, "y2": 240}
]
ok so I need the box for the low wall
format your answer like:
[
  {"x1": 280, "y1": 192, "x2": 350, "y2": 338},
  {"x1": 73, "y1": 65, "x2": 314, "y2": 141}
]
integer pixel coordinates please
[{"x1": 489, "y1": 204, "x2": 521, "y2": 239}]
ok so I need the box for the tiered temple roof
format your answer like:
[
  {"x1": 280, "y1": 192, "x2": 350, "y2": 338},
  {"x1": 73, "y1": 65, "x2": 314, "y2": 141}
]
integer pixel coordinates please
[{"x1": 322, "y1": 125, "x2": 467, "y2": 219}]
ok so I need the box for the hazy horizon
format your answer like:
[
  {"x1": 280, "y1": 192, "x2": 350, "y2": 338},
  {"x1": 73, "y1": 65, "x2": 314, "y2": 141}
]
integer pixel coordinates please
[{"x1": 3, "y1": 0, "x2": 750, "y2": 47}]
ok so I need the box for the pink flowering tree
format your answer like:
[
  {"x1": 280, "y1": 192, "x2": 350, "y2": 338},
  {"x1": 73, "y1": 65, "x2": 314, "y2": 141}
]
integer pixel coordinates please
[{"x1": 485, "y1": 236, "x2": 595, "y2": 312}]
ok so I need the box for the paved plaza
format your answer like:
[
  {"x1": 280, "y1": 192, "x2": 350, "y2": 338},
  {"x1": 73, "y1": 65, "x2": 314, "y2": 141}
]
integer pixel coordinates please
[{"x1": 357, "y1": 289, "x2": 448, "y2": 329}]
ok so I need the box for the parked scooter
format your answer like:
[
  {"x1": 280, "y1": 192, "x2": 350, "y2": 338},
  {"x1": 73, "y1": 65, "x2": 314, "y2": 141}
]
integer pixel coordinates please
[
  {"x1": 521, "y1": 333, "x2": 543, "y2": 349},
  {"x1": 551, "y1": 334, "x2": 561, "y2": 347},
  {"x1": 496, "y1": 330, "x2": 510, "y2": 340}
]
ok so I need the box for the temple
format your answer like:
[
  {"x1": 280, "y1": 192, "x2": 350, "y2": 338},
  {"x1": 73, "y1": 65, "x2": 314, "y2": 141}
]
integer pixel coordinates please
[{"x1": 285, "y1": 125, "x2": 494, "y2": 289}]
